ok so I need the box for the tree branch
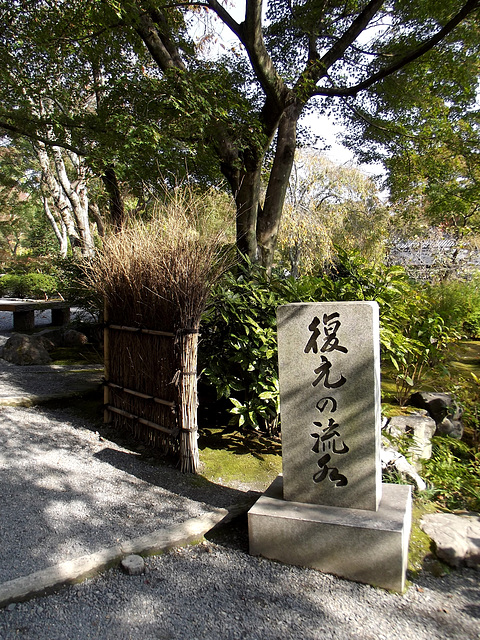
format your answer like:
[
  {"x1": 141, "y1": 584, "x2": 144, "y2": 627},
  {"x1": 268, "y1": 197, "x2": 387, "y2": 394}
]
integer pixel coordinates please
[
  {"x1": 292, "y1": 0, "x2": 384, "y2": 104},
  {"x1": 134, "y1": 8, "x2": 185, "y2": 71},
  {"x1": 206, "y1": 0, "x2": 243, "y2": 37},
  {"x1": 318, "y1": 0, "x2": 385, "y2": 72},
  {"x1": 314, "y1": 0, "x2": 480, "y2": 98},
  {"x1": 0, "y1": 120, "x2": 86, "y2": 156}
]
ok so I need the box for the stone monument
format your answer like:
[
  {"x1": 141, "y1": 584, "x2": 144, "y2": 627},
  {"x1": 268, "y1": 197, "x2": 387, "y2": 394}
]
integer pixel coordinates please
[{"x1": 248, "y1": 302, "x2": 412, "y2": 592}]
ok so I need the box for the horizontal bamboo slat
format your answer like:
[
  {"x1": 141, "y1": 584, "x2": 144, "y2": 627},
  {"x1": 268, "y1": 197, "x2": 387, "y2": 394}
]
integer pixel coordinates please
[
  {"x1": 108, "y1": 324, "x2": 175, "y2": 338},
  {"x1": 105, "y1": 381, "x2": 176, "y2": 408},
  {"x1": 106, "y1": 405, "x2": 179, "y2": 437}
]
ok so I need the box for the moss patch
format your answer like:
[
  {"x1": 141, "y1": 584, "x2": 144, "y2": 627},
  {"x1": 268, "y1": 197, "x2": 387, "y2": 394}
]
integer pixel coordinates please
[
  {"x1": 198, "y1": 428, "x2": 282, "y2": 491},
  {"x1": 408, "y1": 500, "x2": 450, "y2": 578},
  {"x1": 448, "y1": 340, "x2": 480, "y2": 367},
  {"x1": 49, "y1": 345, "x2": 103, "y2": 366}
]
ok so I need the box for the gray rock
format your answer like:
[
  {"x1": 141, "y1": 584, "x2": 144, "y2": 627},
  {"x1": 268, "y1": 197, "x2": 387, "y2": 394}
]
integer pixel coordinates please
[
  {"x1": 420, "y1": 512, "x2": 480, "y2": 569},
  {"x1": 436, "y1": 417, "x2": 464, "y2": 439},
  {"x1": 2, "y1": 334, "x2": 51, "y2": 365},
  {"x1": 381, "y1": 446, "x2": 426, "y2": 491},
  {"x1": 37, "y1": 328, "x2": 89, "y2": 348},
  {"x1": 409, "y1": 392, "x2": 464, "y2": 439},
  {"x1": 386, "y1": 413, "x2": 436, "y2": 464},
  {"x1": 120, "y1": 555, "x2": 145, "y2": 576},
  {"x1": 62, "y1": 329, "x2": 88, "y2": 347},
  {"x1": 36, "y1": 328, "x2": 65, "y2": 347}
]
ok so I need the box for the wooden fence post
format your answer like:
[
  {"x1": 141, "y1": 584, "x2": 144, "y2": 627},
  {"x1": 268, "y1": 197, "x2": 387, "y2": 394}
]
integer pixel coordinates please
[
  {"x1": 178, "y1": 328, "x2": 200, "y2": 473},
  {"x1": 103, "y1": 303, "x2": 111, "y2": 424}
]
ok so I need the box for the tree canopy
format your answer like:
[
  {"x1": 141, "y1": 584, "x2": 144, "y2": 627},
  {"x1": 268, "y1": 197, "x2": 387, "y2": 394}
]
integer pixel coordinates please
[{"x1": 0, "y1": 1, "x2": 479, "y2": 266}]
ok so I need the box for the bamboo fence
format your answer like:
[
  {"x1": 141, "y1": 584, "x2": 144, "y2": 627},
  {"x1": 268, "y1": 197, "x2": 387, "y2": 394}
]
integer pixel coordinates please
[{"x1": 88, "y1": 201, "x2": 232, "y2": 473}]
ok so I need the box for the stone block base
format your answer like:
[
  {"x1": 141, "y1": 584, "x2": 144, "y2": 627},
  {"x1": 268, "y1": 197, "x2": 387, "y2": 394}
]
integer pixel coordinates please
[{"x1": 248, "y1": 476, "x2": 412, "y2": 592}]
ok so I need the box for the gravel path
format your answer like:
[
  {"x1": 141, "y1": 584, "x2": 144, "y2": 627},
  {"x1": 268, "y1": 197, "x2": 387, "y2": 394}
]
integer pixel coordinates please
[
  {"x1": 0, "y1": 405, "x2": 241, "y2": 584},
  {"x1": 0, "y1": 311, "x2": 478, "y2": 640}
]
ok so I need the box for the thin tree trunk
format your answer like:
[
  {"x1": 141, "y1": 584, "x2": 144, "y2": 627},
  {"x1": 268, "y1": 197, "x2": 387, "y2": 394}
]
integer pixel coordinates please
[
  {"x1": 89, "y1": 202, "x2": 105, "y2": 237},
  {"x1": 103, "y1": 166, "x2": 126, "y2": 231},
  {"x1": 52, "y1": 146, "x2": 95, "y2": 257},
  {"x1": 35, "y1": 142, "x2": 81, "y2": 251},
  {"x1": 257, "y1": 106, "x2": 299, "y2": 270},
  {"x1": 235, "y1": 167, "x2": 262, "y2": 261},
  {"x1": 43, "y1": 196, "x2": 68, "y2": 257}
]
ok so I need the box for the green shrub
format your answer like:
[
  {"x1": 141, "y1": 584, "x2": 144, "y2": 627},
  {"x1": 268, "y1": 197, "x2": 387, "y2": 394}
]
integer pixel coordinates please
[
  {"x1": 320, "y1": 250, "x2": 455, "y2": 404},
  {"x1": 426, "y1": 273, "x2": 480, "y2": 339},
  {"x1": 200, "y1": 252, "x2": 459, "y2": 433},
  {"x1": 422, "y1": 436, "x2": 480, "y2": 511},
  {"x1": 0, "y1": 272, "x2": 59, "y2": 299},
  {"x1": 199, "y1": 263, "x2": 321, "y2": 434},
  {"x1": 54, "y1": 257, "x2": 103, "y2": 318},
  {"x1": 1, "y1": 256, "x2": 58, "y2": 276}
]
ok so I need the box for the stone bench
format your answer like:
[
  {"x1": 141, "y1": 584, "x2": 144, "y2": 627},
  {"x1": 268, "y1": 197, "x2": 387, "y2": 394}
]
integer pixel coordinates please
[{"x1": 0, "y1": 299, "x2": 71, "y2": 331}]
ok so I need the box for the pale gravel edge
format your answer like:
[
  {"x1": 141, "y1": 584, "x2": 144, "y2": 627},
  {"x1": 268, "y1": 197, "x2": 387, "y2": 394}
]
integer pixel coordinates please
[{"x1": 0, "y1": 509, "x2": 228, "y2": 609}]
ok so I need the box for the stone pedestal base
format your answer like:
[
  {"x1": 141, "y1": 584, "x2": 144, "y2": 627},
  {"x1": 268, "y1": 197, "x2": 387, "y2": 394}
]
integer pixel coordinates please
[
  {"x1": 13, "y1": 310, "x2": 35, "y2": 332},
  {"x1": 248, "y1": 476, "x2": 412, "y2": 592},
  {"x1": 51, "y1": 307, "x2": 71, "y2": 326}
]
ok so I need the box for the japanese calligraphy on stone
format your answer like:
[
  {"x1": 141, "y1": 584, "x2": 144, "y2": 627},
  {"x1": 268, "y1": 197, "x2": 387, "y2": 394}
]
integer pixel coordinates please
[{"x1": 305, "y1": 313, "x2": 349, "y2": 487}]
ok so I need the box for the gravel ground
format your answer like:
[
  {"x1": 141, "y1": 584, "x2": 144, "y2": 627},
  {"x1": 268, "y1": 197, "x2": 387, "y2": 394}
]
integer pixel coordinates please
[
  {"x1": 0, "y1": 308, "x2": 102, "y2": 399},
  {"x1": 0, "y1": 404, "x2": 242, "y2": 583},
  {"x1": 0, "y1": 309, "x2": 479, "y2": 640}
]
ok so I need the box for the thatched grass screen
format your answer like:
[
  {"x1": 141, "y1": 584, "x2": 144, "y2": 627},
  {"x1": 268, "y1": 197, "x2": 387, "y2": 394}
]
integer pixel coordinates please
[{"x1": 88, "y1": 200, "x2": 232, "y2": 473}]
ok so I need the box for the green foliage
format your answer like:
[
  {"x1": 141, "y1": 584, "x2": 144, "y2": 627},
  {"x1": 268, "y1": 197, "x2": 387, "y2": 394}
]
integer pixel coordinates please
[
  {"x1": 1, "y1": 0, "x2": 479, "y2": 267},
  {"x1": 422, "y1": 436, "x2": 480, "y2": 511},
  {"x1": 199, "y1": 262, "x2": 321, "y2": 434},
  {"x1": 1, "y1": 255, "x2": 57, "y2": 276},
  {"x1": 0, "y1": 272, "x2": 58, "y2": 299},
  {"x1": 200, "y1": 253, "x2": 457, "y2": 431},
  {"x1": 323, "y1": 250, "x2": 456, "y2": 405},
  {"x1": 426, "y1": 274, "x2": 480, "y2": 339},
  {"x1": 55, "y1": 257, "x2": 103, "y2": 318},
  {"x1": 277, "y1": 151, "x2": 389, "y2": 277},
  {"x1": 23, "y1": 212, "x2": 61, "y2": 258}
]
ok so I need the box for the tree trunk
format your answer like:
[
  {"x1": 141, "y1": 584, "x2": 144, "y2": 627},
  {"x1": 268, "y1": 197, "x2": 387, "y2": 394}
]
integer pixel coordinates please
[
  {"x1": 234, "y1": 166, "x2": 263, "y2": 261},
  {"x1": 35, "y1": 142, "x2": 81, "y2": 251},
  {"x1": 103, "y1": 166, "x2": 126, "y2": 231},
  {"x1": 51, "y1": 146, "x2": 95, "y2": 257},
  {"x1": 89, "y1": 202, "x2": 105, "y2": 237},
  {"x1": 43, "y1": 196, "x2": 68, "y2": 257},
  {"x1": 257, "y1": 105, "x2": 299, "y2": 270}
]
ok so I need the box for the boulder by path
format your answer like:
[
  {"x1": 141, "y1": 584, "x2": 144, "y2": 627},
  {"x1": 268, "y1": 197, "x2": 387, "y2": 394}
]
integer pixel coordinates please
[
  {"x1": 420, "y1": 512, "x2": 480, "y2": 569},
  {"x1": 409, "y1": 392, "x2": 464, "y2": 439}
]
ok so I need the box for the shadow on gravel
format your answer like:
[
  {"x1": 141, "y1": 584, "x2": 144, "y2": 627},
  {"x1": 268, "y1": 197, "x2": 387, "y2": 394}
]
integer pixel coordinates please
[
  {"x1": 93, "y1": 446, "x2": 254, "y2": 510},
  {"x1": 0, "y1": 403, "x2": 252, "y2": 585}
]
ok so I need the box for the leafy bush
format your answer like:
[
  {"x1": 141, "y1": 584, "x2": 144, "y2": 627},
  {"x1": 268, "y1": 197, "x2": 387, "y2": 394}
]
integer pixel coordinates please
[
  {"x1": 422, "y1": 436, "x2": 480, "y2": 511},
  {"x1": 426, "y1": 273, "x2": 480, "y2": 339},
  {"x1": 200, "y1": 251, "x2": 463, "y2": 432},
  {"x1": 199, "y1": 263, "x2": 321, "y2": 434},
  {"x1": 319, "y1": 250, "x2": 456, "y2": 404},
  {"x1": 1, "y1": 255, "x2": 58, "y2": 276},
  {"x1": 55, "y1": 257, "x2": 103, "y2": 319},
  {"x1": 0, "y1": 272, "x2": 59, "y2": 299}
]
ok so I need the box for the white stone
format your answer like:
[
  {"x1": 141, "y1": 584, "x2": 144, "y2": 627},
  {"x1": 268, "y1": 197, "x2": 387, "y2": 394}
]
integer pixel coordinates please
[
  {"x1": 120, "y1": 554, "x2": 145, "y2": 575},
  {"x1": 248, "y1": 301, "x2": 412, "y2": 592},
  {"x1": 420, "y1": 512, "x2": 480, "y2": 569},
  {"x1": 249, "y1": 476, "x2": 412, "y2": 592}
]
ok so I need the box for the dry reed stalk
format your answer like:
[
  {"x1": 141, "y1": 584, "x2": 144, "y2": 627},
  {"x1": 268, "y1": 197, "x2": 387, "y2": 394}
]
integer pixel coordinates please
[{"x1": 86, "y1": 186, "x2": 234, "y2": 472}]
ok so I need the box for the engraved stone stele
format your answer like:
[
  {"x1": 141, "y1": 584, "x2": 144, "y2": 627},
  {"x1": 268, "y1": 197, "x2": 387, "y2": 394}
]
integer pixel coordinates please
[
  {"x1": 277, "y1": 301, "x2": 381, "y2": 511},
  {"x1": 248, "y1": 301, "x2": 412, "y2": 592}
]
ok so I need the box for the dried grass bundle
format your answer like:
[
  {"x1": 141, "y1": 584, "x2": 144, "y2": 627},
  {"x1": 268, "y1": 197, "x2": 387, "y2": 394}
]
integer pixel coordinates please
[{"x1": 87, "y1": 187, "x2": 234, "y2": 472}]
